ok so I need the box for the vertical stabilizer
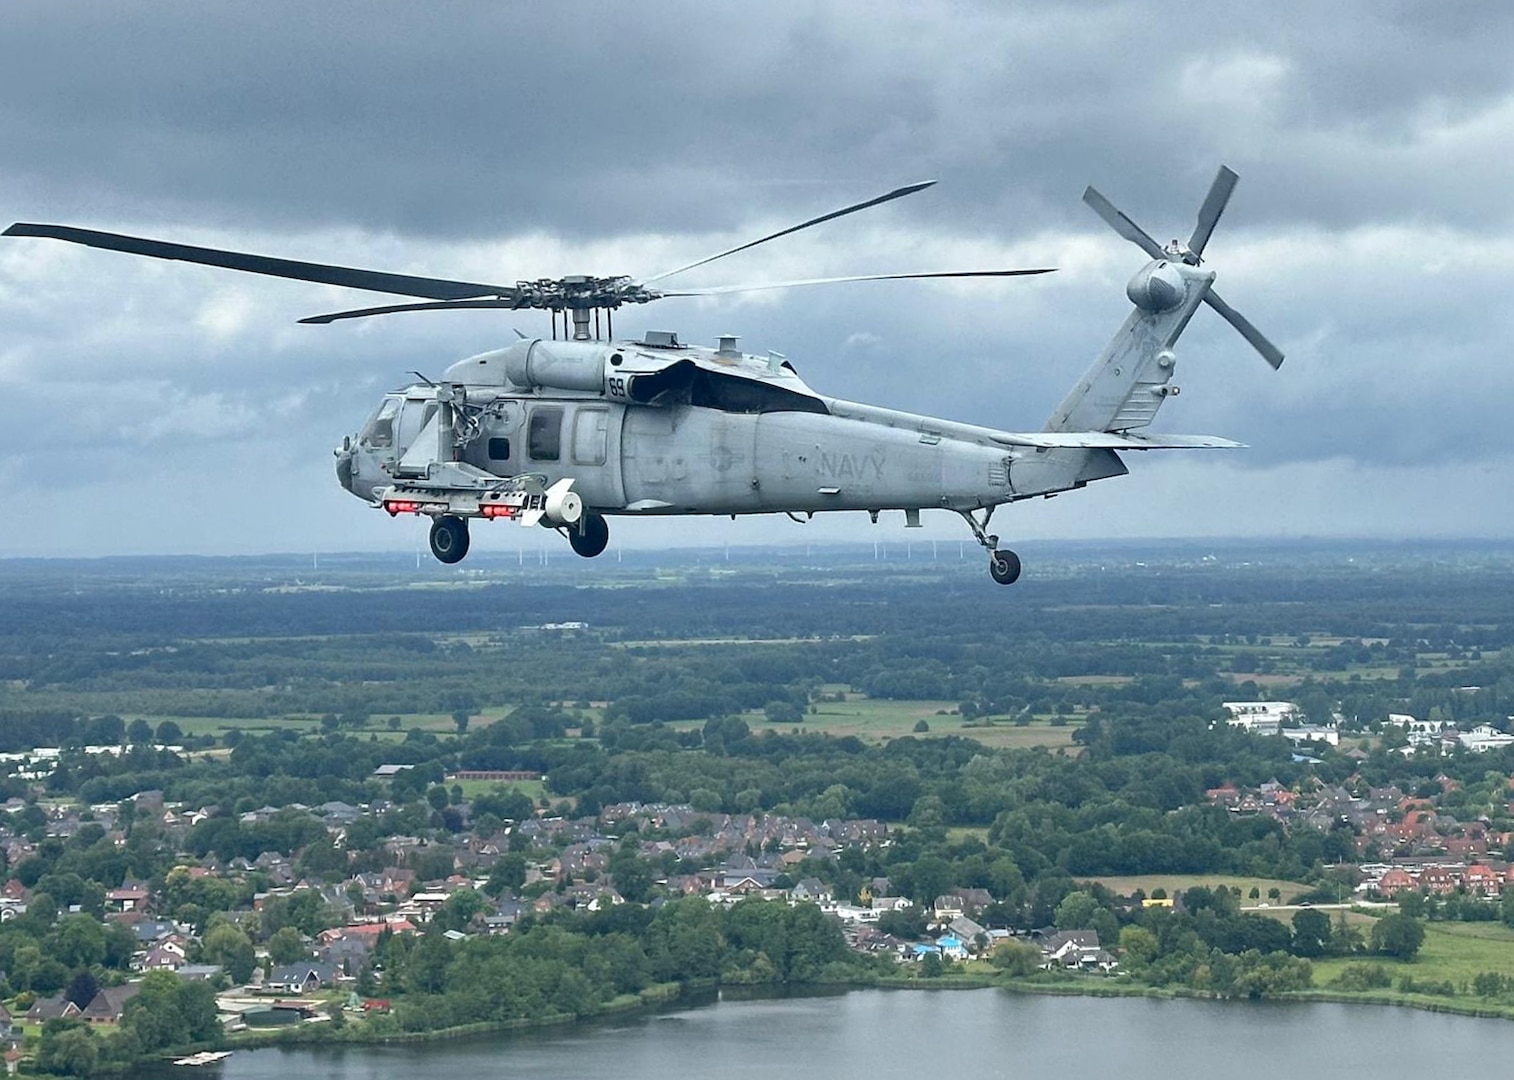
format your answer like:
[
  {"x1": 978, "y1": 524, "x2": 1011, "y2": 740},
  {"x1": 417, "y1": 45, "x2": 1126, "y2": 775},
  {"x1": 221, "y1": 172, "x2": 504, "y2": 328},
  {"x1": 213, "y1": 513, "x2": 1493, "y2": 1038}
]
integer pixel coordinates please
[{"x1": 1044, "y1": 260, "x2": 1211, "y2": 433}]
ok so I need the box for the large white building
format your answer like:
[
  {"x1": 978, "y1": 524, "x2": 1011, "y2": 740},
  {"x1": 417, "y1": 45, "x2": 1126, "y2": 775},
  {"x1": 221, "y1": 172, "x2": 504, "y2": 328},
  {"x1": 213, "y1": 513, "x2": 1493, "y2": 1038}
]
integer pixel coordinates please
[
  {"x1": 1281, "y1": 726, "x2": 1340, "y2": 747},
  {"x1": 1458, "y1": 726, "x2": 1514, "y2": 753},
  {"x1": 1221, "y1": 701, "x2": 1299, "y2": 735},
  {"x1": 1391, "y1": 714, "x2": 1455, "y2": 748}
]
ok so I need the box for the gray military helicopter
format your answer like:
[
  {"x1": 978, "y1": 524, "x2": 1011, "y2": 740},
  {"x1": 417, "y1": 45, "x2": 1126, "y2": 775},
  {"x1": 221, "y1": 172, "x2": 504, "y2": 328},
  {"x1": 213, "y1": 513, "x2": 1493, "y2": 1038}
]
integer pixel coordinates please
[{"x1": 5, "y1": 166, "x2": 1281, "y2": 583}]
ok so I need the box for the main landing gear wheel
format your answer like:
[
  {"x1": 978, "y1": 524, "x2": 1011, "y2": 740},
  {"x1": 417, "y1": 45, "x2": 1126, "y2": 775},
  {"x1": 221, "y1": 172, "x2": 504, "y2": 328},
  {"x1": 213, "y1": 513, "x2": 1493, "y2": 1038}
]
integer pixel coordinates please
[
  {"x1": 957, "y1": 507, "x2": 1021, "y2": 586},
  {"x1": 989, "y1": 549, "x2": 1021, "y2": 586},
  {"x1": 568, "y1": 512, "x2": 610, "y2": 558},
  {"x1": 429, "y1": 515, "x2": 470, "y2": 564}
]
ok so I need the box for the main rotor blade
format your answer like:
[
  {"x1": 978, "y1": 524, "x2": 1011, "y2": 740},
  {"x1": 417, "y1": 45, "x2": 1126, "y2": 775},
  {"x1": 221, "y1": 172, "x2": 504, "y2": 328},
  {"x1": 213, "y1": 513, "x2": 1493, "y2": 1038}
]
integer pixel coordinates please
[
  {"x1": 3, "y1": 222, "x2": 516, "y2": 301},
  {"x1": 300, "y1": 298, "x2": 526, "y2": 324},
  {"x1": 639, "y1": 181, "x2": 937, "y2": 286},
  {"x1": 1188, "y1": 165, "x2": 1238, "y2": 259},
  {"x1": 1205, "y1": 289, "x2": 1285, "y2": 369},
  {"x1": 1081, "y1": 186, "x2": 1164, "y2": 260},
  {"x1": 656, "y1": 267, "x2": 1056, "y2": 297}
]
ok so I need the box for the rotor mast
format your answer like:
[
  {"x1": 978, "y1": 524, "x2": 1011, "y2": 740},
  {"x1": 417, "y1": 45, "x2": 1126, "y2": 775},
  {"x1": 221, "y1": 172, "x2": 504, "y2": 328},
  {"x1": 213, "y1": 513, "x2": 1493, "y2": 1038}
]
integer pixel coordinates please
[{"x1": 554, "y1": 277, "x2": 614, "y2": 342}]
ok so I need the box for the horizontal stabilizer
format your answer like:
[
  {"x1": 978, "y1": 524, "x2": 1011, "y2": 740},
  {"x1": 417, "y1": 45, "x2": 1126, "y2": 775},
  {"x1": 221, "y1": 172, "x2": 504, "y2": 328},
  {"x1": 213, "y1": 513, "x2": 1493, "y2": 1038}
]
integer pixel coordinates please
[{"x1": 993, "y1": 432, "x2": 1244, "y2": 450}]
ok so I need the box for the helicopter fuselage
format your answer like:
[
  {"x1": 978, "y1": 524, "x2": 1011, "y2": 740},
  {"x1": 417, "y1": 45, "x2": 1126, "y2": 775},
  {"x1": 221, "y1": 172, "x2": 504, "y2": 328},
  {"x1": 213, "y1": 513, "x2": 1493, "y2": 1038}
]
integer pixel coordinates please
[{"x1": 334, "y1": 336, "x2": 1122, "y2": 529}]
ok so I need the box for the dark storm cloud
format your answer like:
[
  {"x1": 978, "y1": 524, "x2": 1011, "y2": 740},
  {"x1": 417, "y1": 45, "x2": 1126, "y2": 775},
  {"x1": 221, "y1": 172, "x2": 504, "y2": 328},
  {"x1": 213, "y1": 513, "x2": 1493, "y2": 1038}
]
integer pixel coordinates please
[{"x1": 5, "y1": 1, "x2": 1513, "y2": 241}]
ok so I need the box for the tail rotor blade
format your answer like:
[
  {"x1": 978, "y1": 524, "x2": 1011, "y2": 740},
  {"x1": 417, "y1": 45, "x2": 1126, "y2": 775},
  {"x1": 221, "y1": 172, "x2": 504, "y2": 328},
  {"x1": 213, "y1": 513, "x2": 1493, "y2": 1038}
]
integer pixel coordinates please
[
  {"x1": 1205, "y1": 289, "x2": 1284, "y2": 369},
  {"x1": 1188, "y1": 165, "x2": 1239, "y2": 259},
  {"x1": 1082, "y1": 186, "x2": 1164, "y2": 260}
]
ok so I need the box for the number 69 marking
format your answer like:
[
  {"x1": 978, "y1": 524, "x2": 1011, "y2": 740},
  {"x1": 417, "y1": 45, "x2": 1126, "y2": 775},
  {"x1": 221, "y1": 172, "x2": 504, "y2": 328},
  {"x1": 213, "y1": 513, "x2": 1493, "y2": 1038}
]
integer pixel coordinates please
[{"x1": 607, "y1": 376, "x2": 627, "y2": 398}]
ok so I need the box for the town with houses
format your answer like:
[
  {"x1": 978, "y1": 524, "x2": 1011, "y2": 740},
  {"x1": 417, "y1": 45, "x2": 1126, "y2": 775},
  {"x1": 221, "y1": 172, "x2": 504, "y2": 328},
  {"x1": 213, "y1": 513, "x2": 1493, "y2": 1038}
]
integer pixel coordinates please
[
  {"x1": 1, "y1": 703, "x2": 1513, "y2": 1052},
  {"x1": 0, "y1": 776, "x2": 1124, "y2": 1043}
]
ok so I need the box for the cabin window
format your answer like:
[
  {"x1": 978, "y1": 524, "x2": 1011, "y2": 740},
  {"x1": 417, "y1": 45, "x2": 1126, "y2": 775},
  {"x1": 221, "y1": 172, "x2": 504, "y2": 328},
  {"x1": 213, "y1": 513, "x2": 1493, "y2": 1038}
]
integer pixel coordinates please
[
  {"x1": 488, "y1": 437, "x2": 511, "y2": 461},
  {"x1": 528, "y1": 407, "x2": 563, "y2": 461},
  {"x1": 572, "y1": 408, "x2": 608, "y2": 465}
]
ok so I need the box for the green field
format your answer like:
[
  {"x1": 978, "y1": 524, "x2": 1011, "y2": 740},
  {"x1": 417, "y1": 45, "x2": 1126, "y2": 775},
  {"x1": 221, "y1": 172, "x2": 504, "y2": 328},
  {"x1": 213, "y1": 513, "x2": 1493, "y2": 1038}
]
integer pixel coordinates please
[
  {"x1": 1078, "y1": 874, "x2": 1312, "y2": 903},
  {"x1": 652, "y1": 694, "x2": 1084, "y2": 750},
  {"x1": 131, "y1": 709, "x2": 515, "y2": 740},
  {"x1": 802, "y1": 697, "x2": 1083, "y2": 750},
  {"x1": 129, "y1": 714, "x2": 322, "y2": 737},
  {"x1": 450, "y1": 778, "x2": 547, "y2": 801},
  {"x1": 1312, "y1": 918, "x2": 1514, "y2": 990},
  {"x1": 127, "y1": 694, "x2": 1083, "y2": 752}
]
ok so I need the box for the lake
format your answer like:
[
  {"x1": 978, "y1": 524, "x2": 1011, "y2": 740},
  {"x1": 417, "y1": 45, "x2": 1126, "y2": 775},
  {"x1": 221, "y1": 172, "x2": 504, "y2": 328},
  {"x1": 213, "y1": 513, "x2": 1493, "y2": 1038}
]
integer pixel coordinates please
[{"x1": 140, "y1": 988, "x2": 1514, "y2": 1079}]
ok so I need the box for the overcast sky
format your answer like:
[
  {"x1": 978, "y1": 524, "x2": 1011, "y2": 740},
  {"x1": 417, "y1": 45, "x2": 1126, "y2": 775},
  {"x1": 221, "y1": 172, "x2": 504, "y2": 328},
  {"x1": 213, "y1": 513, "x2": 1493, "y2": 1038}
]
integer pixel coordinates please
[{"x1": 2, "y1": 0, "x2": 1512, "y2": 558}]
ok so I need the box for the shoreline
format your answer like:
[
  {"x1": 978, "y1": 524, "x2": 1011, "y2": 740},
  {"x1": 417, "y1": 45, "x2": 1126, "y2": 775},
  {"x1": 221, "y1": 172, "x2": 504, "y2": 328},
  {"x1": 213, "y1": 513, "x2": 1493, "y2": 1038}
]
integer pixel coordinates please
[
  {"x1": 989, "y1": 974, "x2": 1514, "y2": 1021},
  {"x1": 213, "y1": 969, "x2": 1514, "y2": 1061},
  {"x1": 218, "y1": 981, "x2": 694, "y2": 1053}
]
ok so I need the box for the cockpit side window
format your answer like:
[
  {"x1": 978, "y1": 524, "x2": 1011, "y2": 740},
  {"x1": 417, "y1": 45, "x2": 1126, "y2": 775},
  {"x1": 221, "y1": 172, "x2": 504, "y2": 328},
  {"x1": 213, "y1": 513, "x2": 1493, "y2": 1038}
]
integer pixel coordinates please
[
  {"x1": 394, "y1": 398, "x2": 439, "y2": 454},
  {"x1": 359, "y1": 398, "x2": 402, "y2": 449}
]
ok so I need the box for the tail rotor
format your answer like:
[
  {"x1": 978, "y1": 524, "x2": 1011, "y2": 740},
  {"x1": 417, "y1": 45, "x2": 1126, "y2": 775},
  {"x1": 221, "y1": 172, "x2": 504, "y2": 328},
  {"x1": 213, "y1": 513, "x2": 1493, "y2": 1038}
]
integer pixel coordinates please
[{"x1": 1083, "y1": 165, "x2": 1283, "y2": 369}]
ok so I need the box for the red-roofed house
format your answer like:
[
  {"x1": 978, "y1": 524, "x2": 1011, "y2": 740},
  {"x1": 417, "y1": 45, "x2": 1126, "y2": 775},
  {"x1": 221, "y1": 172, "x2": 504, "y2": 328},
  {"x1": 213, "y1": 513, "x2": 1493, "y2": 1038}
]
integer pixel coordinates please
[
  {"x1": 1466, "y1": 864, "x2": 1501, "y2": 896},
  {"x1": 105, "y1": 886, "x2": 150, "y2": 913},
  {"x1": 1420, "y1": 866, "x2": 1461, "y2": 895}
]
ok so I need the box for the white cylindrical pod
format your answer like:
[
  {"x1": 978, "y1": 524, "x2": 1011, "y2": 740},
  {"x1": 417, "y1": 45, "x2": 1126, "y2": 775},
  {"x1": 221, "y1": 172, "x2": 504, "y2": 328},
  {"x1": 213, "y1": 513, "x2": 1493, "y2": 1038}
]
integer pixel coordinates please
[
  {"x1": 544, "y1": 482, "x2": 583, "y2": 526},
  {"x1": 504, "y1": 340, "x2": 605, "y2": 392}
]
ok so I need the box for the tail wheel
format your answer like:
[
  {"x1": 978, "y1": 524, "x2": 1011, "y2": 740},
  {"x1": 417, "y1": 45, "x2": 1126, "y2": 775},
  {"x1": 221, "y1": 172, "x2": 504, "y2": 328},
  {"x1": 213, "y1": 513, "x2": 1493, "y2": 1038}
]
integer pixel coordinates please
[
  {"x1": 568, "y1": 513, "x2": 610, "y2": 558},
  {"x1": 429, "y1": 515, "x2": 470, "y2": 564},
  {"x1": 989, "y1": 549, "x2": 1021, "y2": 586}
]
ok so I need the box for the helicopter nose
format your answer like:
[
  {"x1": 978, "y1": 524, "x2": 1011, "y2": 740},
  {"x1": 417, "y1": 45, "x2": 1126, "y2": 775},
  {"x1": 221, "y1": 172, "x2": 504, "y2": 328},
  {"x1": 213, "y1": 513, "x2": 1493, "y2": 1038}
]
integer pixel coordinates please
[{"x1": 335, "y1": 447, "x2": 356, "y2": 494}]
